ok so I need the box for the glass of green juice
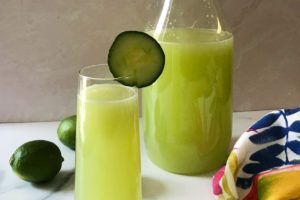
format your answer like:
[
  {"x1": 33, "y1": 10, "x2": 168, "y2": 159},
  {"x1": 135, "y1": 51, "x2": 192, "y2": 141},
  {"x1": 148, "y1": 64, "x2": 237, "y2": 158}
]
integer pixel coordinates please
[{"x1": 75, "y1": 64, "x2": 141, "y2": 200}]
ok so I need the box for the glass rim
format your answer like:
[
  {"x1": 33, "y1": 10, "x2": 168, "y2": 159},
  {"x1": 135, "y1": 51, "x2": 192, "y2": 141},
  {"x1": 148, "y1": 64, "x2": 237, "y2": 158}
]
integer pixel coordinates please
[{"x1": 79, "y1": 64, "x2": 127, "y2": 81}]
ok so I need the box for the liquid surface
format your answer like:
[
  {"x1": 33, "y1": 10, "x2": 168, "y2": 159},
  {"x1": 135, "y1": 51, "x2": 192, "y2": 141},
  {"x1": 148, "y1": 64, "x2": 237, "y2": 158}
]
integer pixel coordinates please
[
  {"x1": 76, "y1": 84, "x2": 141, "y2": 200},
  {"x1": 143, "y1": 28, "x2": 233, "y2": 174}
]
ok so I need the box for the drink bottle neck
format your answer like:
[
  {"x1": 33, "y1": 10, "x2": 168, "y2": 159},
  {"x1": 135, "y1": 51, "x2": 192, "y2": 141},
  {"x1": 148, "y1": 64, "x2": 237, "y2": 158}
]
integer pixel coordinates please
[{"x1": 154, "y1": 0, "x2": 222, "y2": 36}]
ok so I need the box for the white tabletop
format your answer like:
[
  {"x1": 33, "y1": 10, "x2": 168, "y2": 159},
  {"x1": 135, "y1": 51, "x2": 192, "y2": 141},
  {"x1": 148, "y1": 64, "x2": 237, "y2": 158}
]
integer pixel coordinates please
[{"x1": 0, "y1": 110, "x2": 270, "y2": 200}]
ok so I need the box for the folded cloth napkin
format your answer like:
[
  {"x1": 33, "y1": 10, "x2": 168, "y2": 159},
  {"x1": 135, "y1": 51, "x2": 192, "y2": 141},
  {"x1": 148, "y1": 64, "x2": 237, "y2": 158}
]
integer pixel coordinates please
[{"x1": 212, "y1": 108, "x2": 300, "y2": 200}]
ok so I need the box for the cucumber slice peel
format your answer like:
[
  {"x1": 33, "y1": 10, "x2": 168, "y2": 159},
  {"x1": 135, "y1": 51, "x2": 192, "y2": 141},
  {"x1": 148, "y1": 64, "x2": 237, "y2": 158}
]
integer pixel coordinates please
[{"x1": 108, "y1": 31, "x2": 165, "y2": 88}]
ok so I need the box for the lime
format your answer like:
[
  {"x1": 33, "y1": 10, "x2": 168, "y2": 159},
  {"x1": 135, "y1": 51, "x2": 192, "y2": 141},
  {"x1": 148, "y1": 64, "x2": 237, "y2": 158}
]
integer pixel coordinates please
[
  {"x1": 9, "y1": 140, "x2": 64, "y2": 183},
  {"x1": 57, "y1": 115, "x2": 76, "y2": 150}
]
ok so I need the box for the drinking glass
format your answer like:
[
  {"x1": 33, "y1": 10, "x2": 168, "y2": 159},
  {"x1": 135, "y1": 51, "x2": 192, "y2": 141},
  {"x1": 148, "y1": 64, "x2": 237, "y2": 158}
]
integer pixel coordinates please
[{"x1": 75, "y1": 64, "x2": 141, "y2": 200}]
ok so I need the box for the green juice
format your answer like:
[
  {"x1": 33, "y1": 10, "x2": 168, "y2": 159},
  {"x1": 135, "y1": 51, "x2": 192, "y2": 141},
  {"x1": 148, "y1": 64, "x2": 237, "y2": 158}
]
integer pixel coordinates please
[
  {"x1": 76, "y1": 84, "x2": 141, "y2": 200},
  {"x1": 143, "y1": 28, "x2": 233, "y2": 174}
]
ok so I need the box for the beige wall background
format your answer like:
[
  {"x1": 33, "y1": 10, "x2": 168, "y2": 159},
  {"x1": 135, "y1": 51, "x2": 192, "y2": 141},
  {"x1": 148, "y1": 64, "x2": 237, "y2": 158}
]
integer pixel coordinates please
[{"x1": 0, "y1": 0, "x2": 299, "y2": 122}]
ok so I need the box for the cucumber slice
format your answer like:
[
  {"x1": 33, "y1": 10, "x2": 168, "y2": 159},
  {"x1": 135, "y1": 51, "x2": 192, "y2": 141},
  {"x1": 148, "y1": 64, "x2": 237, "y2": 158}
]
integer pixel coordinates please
[{"x1": 108, "y1": 31, "x2": 165, "y2": 88}]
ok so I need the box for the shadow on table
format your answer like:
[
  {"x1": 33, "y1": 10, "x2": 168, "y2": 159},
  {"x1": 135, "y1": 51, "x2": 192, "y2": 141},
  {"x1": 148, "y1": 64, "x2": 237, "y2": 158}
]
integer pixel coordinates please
[
  {"x1": 31, "y1": 169, "x2": 75, "y2": 192},
  {"x1": 0, "y1": 170, "x2": 4, "y2": 184},
  {"x1": 142, "y1": 176, "x2": 166, "y2": 199}
]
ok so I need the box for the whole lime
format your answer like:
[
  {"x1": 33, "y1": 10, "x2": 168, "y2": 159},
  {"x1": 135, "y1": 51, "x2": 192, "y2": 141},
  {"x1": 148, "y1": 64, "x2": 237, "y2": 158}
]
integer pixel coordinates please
[
  {"x1": 9, "y1": 140, "x2": 64, "y2": 183},
  {"x1": 57, "y1": 115, "x2": 76, "y2": 150}
]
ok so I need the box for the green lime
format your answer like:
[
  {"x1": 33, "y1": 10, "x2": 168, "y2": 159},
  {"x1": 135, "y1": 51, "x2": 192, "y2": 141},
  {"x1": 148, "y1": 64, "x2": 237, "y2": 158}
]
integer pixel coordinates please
[
  {"x1": 9, "y1": 140, "x2": 64, "y2": 183},
  {"x1": 57, "y1": 115, "x2": 76, "y2": 150}
]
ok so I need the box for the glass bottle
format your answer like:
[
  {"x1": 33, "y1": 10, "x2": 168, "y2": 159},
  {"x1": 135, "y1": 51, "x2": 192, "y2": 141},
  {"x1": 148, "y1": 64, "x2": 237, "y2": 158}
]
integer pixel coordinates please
[{"x1": 142, "y1": 0, "x2": 233, "y2": 174}]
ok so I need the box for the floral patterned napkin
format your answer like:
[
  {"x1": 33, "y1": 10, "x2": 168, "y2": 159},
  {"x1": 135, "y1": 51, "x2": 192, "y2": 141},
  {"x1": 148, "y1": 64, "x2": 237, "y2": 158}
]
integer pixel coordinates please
[{"x1": 212, "y1": 108, "x2": 300, "y2": 200}]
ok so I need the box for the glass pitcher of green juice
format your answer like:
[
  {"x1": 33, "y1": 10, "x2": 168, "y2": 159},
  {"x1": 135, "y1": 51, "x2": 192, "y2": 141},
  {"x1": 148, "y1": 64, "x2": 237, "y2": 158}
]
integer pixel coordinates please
[{"x1": 143, "y1": 0, "x2": 233, "y2": 174}]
